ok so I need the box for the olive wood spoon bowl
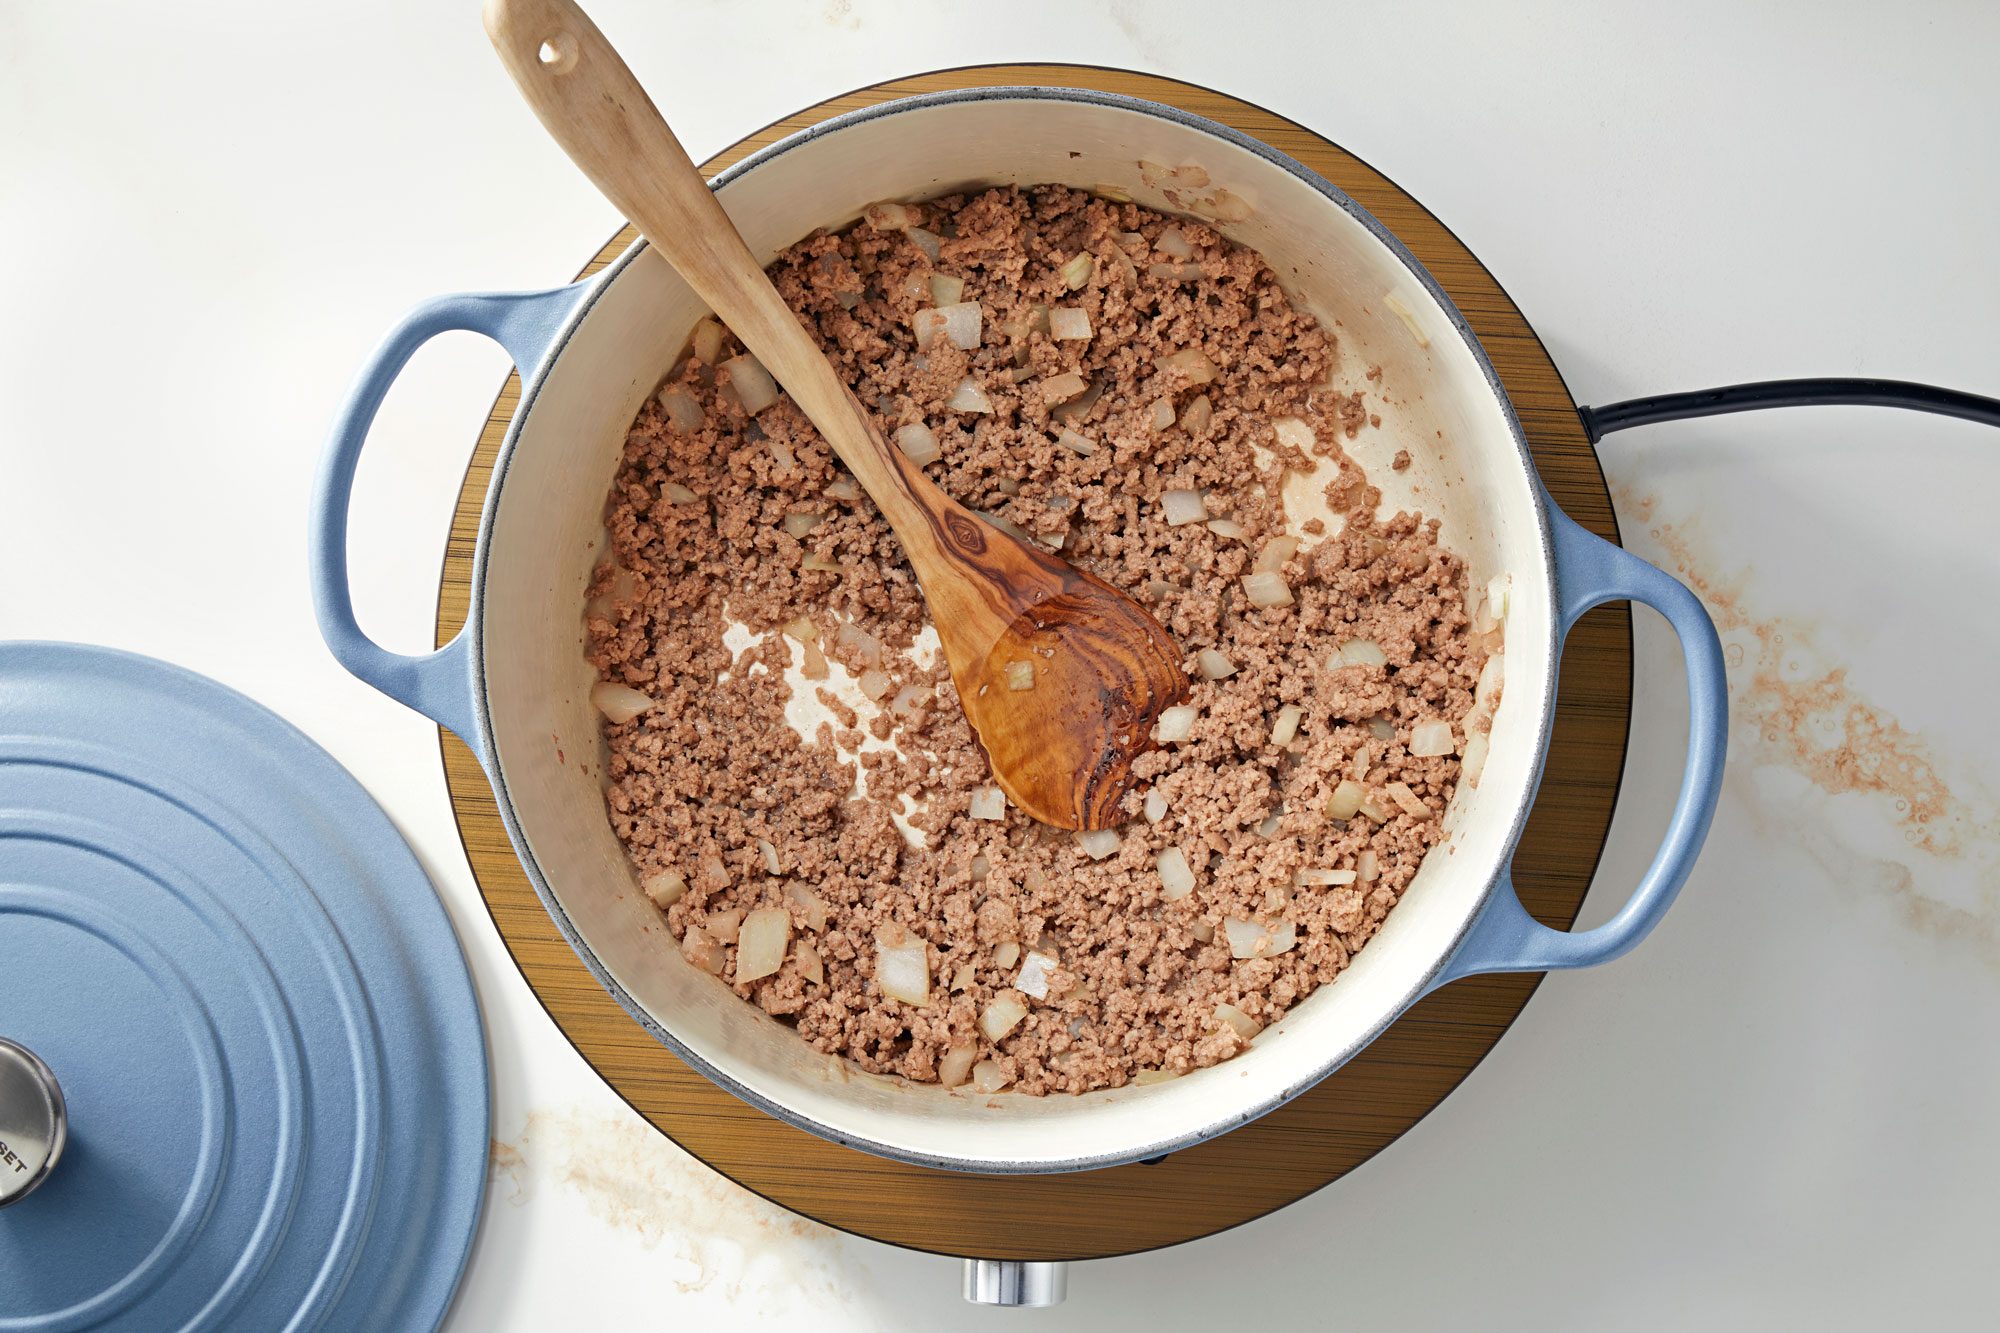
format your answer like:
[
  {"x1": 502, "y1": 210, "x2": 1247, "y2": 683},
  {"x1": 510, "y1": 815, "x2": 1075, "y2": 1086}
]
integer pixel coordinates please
[{"x1": 485, "y1": 0, "x2": 1188, "y2": 830}]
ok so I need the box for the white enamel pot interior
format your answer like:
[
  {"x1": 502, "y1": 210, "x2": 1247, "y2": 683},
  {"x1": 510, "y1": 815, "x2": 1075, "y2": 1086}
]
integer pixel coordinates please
[{"x1": 471, "y1": 88, "x2": 1557, "y2": 1173}]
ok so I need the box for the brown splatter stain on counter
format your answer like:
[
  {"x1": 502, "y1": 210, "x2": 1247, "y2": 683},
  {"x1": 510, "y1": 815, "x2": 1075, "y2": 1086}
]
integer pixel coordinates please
[
  {"x1": 1616, "y1": 487, "x2": 2000, "y2": 955},
  {"x1": 489, "y1": 1107, "x2": 856, "y2": 1303}
]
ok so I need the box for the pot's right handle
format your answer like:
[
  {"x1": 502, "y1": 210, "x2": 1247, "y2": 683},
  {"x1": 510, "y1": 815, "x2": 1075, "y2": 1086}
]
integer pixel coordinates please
[
  {"x1": 310, "y1": 284, "x2": 588, "y2": 747},
  {"x1": 1433, "y1": 492, "x2": 1728, "y2": 985}
]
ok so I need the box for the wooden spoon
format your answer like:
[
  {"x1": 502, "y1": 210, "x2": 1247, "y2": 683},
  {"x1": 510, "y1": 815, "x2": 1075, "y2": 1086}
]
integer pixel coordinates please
[{"x1": 486, "y1": 0, "x2": 1187, "y2": 830}]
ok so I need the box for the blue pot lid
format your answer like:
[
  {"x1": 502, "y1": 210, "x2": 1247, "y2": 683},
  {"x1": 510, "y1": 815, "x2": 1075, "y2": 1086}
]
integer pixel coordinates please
[{"x1": 0, "y1": 643, "x2": 487, "y2": 1331}]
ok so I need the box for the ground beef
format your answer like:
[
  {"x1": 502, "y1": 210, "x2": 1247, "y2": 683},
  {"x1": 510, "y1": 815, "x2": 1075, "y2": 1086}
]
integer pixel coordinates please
[{"x1": 585, "y1": 185, "x2": 1489, "y2": 1095}]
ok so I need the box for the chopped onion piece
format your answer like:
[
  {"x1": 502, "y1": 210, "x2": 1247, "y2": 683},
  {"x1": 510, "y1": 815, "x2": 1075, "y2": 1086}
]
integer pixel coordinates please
[
  {"x1": 1041, "y1": 371, "x2": 1088, "y2": 405},
  {"x1": 590, "y1": 681, "x2": 656, "y2": 725},
  {"x1": 1270, "y1": 704, "x2": 1305, "y2": 745},
  {"x1": 1055, "y1": 427, "x2": 1096, "y2": 456},
  {"x1": 1326, "y1": 779, "x2": 1366, "y2": 821},
  {"x1": 1132, "y1": 1068, "x2": 1182, "y2": 1086},
  {"x1": 968, "y1": 786, "x2": 1007, "y2": 821},
  {"x1": 971, "y1": 1060, "x2": 1012, "y2": 1093},
  {"x1": 735, "y1": 907, "x2": 791, "y2": 983},
  {"x1": 757, "y1": 838, "x2": 781, "y2": 874},
  {"x1": 801, "y1": 553, "x2": 843, "y2": 574},
  {"x1": 767, "y1": 439, "x2": 797, "y2": 472},
  {"x1": 642, "y1": 869, "x2": 687, "y2": 908},
  {"x1": 834, "y1": 622, "x2": 882, "y2": 668},
  {"x1": 874, "y1": 929, "x2": 930, "y2": 1005},
  {"x1": 795, "y1": 941, "x2": 824, "y2": 986},
  {"x1": 1049, "y1": 306, "x2": 1091, "y2": 340},
  {"x1": 780, "y1": 616, "x2": 818, "y2": 644},
  {"x1": 1076, "y1": 828, "x2": 1120, "y2": 860},
  {"x1": 1357, "y1": 849, "x2": 1380, "y2": 883},
  {"x1": 690, "y1": 316, "x2": 725, "y2": 365},
  {"x1": 1461, "y1": 730, "x2": 1490, "y2": 786},
  {"x1": 1256, "y1": 812, "x2": 1283, "y2": 838},
  {"x1": 1253, "y1": 535, "x2": 1300, "y2": 575},
  {"x1": 928, "y1": 273, "x2": 964, "y2": 306},
  {"x1": 1144, "y1": 788, "x2": 1169, "y2": 823},
  {"x1": 1148, "y1": 261, "x2": 1204, "y2": 283},
  {"x1": 1357, "y1": 796, "x2": 1390, "y2": 824},
  {"x1": 1384, "y1": 292, "x2": 1431, "y2": 348},
  {"x1": 863, "y1": 200, "x2": 919, "y2": 230},
  {"x1": 719, "y1": 355, "x2": 779, "y2": 414},
  {"x1": 1338, "y1": 639, "x2": 1389, "y2": 668},
  {"x1": 890, "y1": 682, "x2": 930, "y2": 716},
  {"x1": 825, "y1": 476, "x2": 861, "y2": 502},
  {"x1": 1058, "y1": 252, "x2": 1094, "y2": 289},
  {"x1": 948, "y1": 962, "x2": 974, "y2": 993},
  {"x1": 1052, "y1": 377, "x2": 1104, "y2": 421},
  {"x1": 705, "y1": 908, "x2": 743, "y2": 944},
  {"x1": 662, "y1": 481, "x2": 699, "y2": 505},
  {"x1": 1241, "y1": 571, "x2": 1294, "y2": 608},
  {"x1": 1224, "y1": 917, "x2": 1297, "y2": 959},
  {"x1": 1206, "y1": 518, "x2": 1246, "y2": 540},
  {"x1": 782, "y1": 512, "x2": 822, "y2": 540},
  {"x1": 1178, "y1": 393, "x2": 1212, "y2": 434},
  {"x1": 993, "y1": 940, "x2": 1021, "y2": 969},
  {"x1": 1410, "y1": 719, "x2": 1456, "y2": 757},
  {"x1": 1005, "y1": 660, "x2": 1036, "y2": 692},
  {"x1": 974, "y1": 508, "x2": 1035, "y2": 546},
  {"x1": 969, "y1": 852, "x2": 992, "y2": 882},
  {"x1": 1153, "y1": 704, "x2": 1197, "y2": 744},
  {"x1": 980, "y1": 994, "x2": 1028, "y2": 1042},
  {"x1": 1203, "y1": 188, "x2": 1253, "y2": 222},
  {"x1": 1386, "y1": 781, "x2": 1431, "y2": 818},
  {"x1": 894, "y1": 421, "x2": 941, "y2": 465},
  {"x1": 1191, "y1": 918, "x2": 1216, "y2": 943},
  {"x1": 1272, "y1": 417, "x2": 1315, "y2": 451},
  {"x1": 905, "y1": 226, "x2": 942, "y2": 263},
  {"x1": 947, "y1": 376, "x2": 993, "y2": 413},
  {"x1": 657, "y1": 387, "x2": 705, "y2": 432},
  {"x1": 939, "y1": 1044, "x2": 977, "y2": 1088},
  {"x1": 1015, "y1": 951, "x2": 1059, "y2": 999},
  {"x1": 1196, "y1": 649, "x2": 1236, "y2": 681},
  {"x1": 1161, "y1": 488, "x2": 1208, "y2": 527},
  {"x1": 1155, "y1": 347, "x2": 1218, "y2": 385},
  {"x1": 1296, "y1": 867, "x2": 1358, "y2": 887},
  {"x1": 786, "y1": 883, "x2": 828, "y2": 932},
  {"x1": 1156, "y1": 846, "x2": 1196, "y2": 900},
  {"x1": 1214, "y1": 1001, "x2": 1261, "y2": 1040},
  {"x1": 857, "y1": 668, "x2": 891, "y2": 701},
  {"x1": 1487, "y1": 574, "x2": 1512, "y2": 621},
  {"x1": 919, "y1": 300, "x2": 983, "y2": 350},
  {"x1": 834, "y1": 290, "x2": 861, "y2": 310},
  {"x1": 1476, "y1": 653, "x2": 1505, "y2": 711},
  {"x1": 1148, "y1": 397, "x2": 1177, "y2": 430},
  {"x1": 680, "y1": 924, "x2": 725, "y2": 975},
  {"x1": 1156, "y1": 227, "x2": 1194, "y2": 259}
]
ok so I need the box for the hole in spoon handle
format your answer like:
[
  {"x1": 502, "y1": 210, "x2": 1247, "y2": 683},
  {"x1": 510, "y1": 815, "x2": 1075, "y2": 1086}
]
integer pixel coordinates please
[{"x1": 536, "y1": 32, "x2": 577, "y2": 71}]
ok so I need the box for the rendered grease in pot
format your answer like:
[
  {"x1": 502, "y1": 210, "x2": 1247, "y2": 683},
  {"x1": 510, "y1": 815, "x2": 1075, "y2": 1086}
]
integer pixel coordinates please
[{"x1": 585, "y1": 185, "x2": 1502, "y2": 1094}]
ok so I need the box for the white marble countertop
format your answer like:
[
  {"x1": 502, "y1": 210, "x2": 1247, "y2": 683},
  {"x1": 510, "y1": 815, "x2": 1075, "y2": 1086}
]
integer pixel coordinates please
[{"x1": 6, "y1": 1, "x2": 1997, "y2": 1326}]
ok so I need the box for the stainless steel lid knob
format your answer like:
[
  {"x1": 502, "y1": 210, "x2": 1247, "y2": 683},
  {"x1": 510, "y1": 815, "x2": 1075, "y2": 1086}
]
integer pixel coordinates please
[
  {"x1": 0, "y1": 1038, "x2": 67, "y2": 1208},
  {"x1": 962, "y1": 1259, "x2": 1067, "y2": 1307}
]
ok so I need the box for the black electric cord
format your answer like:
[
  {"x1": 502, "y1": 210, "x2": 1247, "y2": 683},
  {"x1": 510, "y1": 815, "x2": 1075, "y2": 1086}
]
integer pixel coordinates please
[{"x1": 1577, "y1": 377, "x2": 2000, "y2": 442}]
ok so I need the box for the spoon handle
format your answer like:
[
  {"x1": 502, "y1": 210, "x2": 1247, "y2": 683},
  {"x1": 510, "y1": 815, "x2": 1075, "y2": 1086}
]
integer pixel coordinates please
[{"x1": 484, "y1": 0, "x2": 948, "y2": 559}]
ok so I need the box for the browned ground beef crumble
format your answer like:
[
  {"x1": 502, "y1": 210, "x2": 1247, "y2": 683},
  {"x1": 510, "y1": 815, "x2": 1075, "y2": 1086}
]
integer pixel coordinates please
[{"x1": 585, "y1": 185, "x2": 1489, "y2": 1095}]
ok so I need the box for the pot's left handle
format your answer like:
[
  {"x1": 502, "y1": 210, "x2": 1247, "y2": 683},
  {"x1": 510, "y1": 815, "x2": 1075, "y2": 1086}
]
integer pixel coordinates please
[
  {"x1": 1432, "y1": 492, "x2": 1729, "y2": 986},
  {"x1": 310, "y1": 284, "x2": 589, "y2": 746}
]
